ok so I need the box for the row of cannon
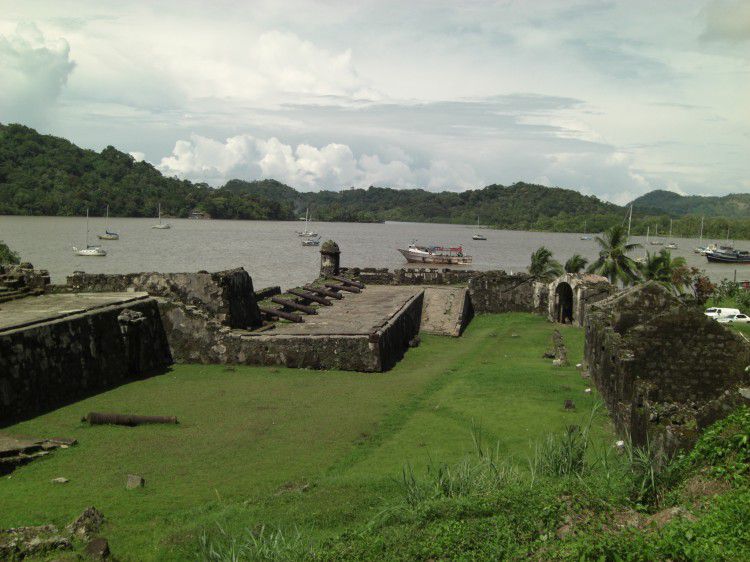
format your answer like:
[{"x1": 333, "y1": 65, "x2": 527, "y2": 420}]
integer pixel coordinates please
[{"x1": 258, "y1": 275, "x2": 365, "y2": 323}]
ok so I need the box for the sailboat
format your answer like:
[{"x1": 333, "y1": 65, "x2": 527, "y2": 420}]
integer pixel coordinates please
[
  {"x1": 472, "y1": 216, "x2": 487, "y2": 240},
  {"x1": 665, "y1": 219, "x2": 678, "y2": 249},
  {"x1": 152, "y1": 203, "x2": 171, "y2": 229},
  {"x1": 73, "y1": 208, "x2": 107, "y2": 256},
  {"x1": 296, "y1": 208, "x2": 318, "y2": 237},
  {"x1": 650, "y1": 224, "x2": 664, "y2": 245},
  {"x1": 580, "y1": 220, "x2": 592, "y2": 241},
  {"x1": 636, "y1": 226, "x2": 650, "y2": 263},
  {"x1": 97, "y1": 205, "x2": 119, "y2": 240},
  {"x1": 694, "y1": 216, "x2": 706, "y2": 254}
]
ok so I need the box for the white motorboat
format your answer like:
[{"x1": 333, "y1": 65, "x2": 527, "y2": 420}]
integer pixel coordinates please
[
  {"x1": 302, "y1": 236, "x2": 321, "y2": 246},
  {"x1": 97, "y1": 205, "x2": 119, "y2": 240},
  {"x1": 74, "y1": 209, "x2": 107, "y2": 256},
  {"x1": 397, "y1": 241, "x2": 472, "y2": 265},
  {"x1": 152, "y1": 203, "x2": 171, "y2": 229}
]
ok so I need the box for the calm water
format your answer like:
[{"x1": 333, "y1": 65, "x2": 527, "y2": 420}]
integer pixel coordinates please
[{"x1": 1, "y1": 216, "x2": 748, "y2": 289}]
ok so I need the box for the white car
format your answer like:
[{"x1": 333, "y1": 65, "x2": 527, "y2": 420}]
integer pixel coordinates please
[
  {"x1": 717, "y1": 313, "x2": 750, "y2": 324},
  {"x1": 705, "y1": 307, "x2": 741, "y2": 319}
]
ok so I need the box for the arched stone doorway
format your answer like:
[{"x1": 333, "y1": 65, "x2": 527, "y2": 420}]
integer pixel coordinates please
[{"x1": 555, "y1": 282, "x2": 574, "y2": 324}]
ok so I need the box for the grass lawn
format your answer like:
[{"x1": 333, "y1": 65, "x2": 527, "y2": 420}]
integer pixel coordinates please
[{"x1": 0, "y1": 313, "x2": 611, "y2": 560}]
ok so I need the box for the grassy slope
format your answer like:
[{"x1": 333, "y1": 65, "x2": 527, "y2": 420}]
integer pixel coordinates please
[{"x1": 0, "y1": 314, "x2": 608, "y2": 560}]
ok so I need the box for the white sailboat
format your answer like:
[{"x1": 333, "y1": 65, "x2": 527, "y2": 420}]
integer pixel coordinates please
[
  {"x1": 650, "y1": 224, "x2": 664, "y2": 245},
  {"x1": 152, "y1": 203, "x2": 171, "y2": 229},
  {"x1": 580, "y1": 220, "x2": 592, "y2": 241},
  {"x1": 98, "y1": 205, "x2": 119, "y2": 240},
  {"x1": 472, "y1": 216, "x2": 487, "y2": 240},
  {"x1": 74, "y1": 208, "x2": 107, "y2": 256},
  {"x1": 296, "y1": 208, "x2": 317, "y2": 237},
  {"x1": 665, "y1": 219, "x2": 677, "y2": 249}
]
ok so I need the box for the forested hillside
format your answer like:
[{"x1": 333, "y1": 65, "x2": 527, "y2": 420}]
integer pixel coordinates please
[
  {"x1": 632, "y1": 189, "x2": 750, "y2": 219},
  {"x1": 2, "y1": 123, "x2": 749, "y2": 238}
]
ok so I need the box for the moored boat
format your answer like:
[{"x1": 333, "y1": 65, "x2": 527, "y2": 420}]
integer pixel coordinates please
[
  {"x1": 74, "y1": 208, "x2": 107, "y2": 256},
  {"x1": 98, "y1": 205, "x2": 119, "y2": 240},
  {"x1": 397, "y1": 241, "x2": 472, "y2": 265},
  {"x1": 706, "y1": 247, "x2": 750, "y2": 264}
]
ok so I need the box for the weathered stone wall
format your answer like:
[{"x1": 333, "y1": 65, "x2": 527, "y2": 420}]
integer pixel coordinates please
[
  {"x1": 548, "y1": 273, "x2": 614, "y2": 327},
  {"x1": 467, "y1": 272, "x2": 539, "y2": 313},
  {"x1": 584, "y1": 282, "x2": 750, "y2": 454},
  {"x1": 65, "y1": 268, "x2": 261, "y2": 329},
  {"x1": 341, "y1": 267, "x2": 545, "y2": 316},
  {"x1": 0, "y1": 299, "x2": 172, "y2": 426}
]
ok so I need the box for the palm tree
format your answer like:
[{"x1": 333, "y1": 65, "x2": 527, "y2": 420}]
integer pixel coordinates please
[
  {"x1": 587, "y1": 225, "x2": 641, "y2": 285},
  {"x1": 528, "y1": 246, "x2": 563, "y2": 282},
  {"x1": 564, "y1": 254, "x2": 588, "y2": 274},
  {"x1": 638, "y1": 249, "x2": 688, "y2": 294}
]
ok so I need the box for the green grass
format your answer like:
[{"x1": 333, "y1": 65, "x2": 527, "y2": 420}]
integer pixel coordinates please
[{"x1": 0, "y1": 314, "x2": 610, "y2": 560}]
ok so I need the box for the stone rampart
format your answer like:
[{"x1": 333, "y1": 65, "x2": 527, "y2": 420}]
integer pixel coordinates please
[
  {"x1": 584, "y1": 282, "x2": 750, "y2": 455},
  {"x1": 65, "y1": 268, "x2": 261, "y2": 329},
  {"x1": 0, "y1": 297, "x2": 172, "y2": 426}
]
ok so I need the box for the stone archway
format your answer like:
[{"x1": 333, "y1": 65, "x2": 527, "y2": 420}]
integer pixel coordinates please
[{"x1": 555, "y1": 282, "x2": 574, "y2": 324}]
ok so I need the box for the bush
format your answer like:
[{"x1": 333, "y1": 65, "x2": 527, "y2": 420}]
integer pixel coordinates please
[{"x1": 0, "y1": 240, "x2": 19, "y2": 265}]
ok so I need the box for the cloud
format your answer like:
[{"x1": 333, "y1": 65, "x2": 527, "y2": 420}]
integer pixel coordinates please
[
  {"x1": 701, "y1": 0, "x2": 750, "y2": 43},
  {"x1": 157, "y1": 132, "x2": 473, "y2": 190},
  {"x1": 0, "y1": 22, "x2": 75, "y2": 123}
]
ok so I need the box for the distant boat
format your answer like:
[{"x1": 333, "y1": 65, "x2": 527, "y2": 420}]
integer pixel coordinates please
[
  {"x1": 97, "y1": 205, "x2": 119, "y2": 240},
  {"x1": 296, "y1": 208, "x2": 318, "y2": 237},
  {"x1": 693, "y1": 217, "x2": 708, "y2": 256},
  {"x1": 580, "y1": 221, "x2": 592, "y2": 241},
  {"x1": 397, "y1": 241, "x2": 472, "y2": 265},
  {"x1": 152, "y1": 203, "x2": 171, "y2": 229},
  {"x1": 472, "y1": 216, "x2": 487, "y2": 240},
  {"x1": 650, "y1": 225, "x2": 664, "y2": 245},
  {"x1": 302, "y1": 236, "x2": 321, "y2": 247},
  {"x1": 706, "y1": 247, "x2": 750, "y2": 264},
  {"x1": 665, "y1": 219, "x2": 677, "y2": 249},
  {"x1": 74, "y1": 208, "x2": 107, "y2": 256}
]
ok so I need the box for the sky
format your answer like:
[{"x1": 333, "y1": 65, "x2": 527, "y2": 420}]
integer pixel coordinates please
[{"x1": 0, "y1": 0, "x2": 748, "y2": 204}]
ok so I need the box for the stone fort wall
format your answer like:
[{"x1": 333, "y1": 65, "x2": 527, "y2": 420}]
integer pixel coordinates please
[{"x1": 0, "y1": 298, "x2": 172, "y2": 427}]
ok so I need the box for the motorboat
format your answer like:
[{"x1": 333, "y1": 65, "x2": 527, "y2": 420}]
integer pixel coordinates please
[
  {"x1": 706, "y1": 247, "x2": 750, "y2": 264},
  {"x1": 152, "y1": 203, "x2": 171, "y2": 229},
  {"x1": 74, "y1": 208, "x2": 107, "y2": 256},
  {"x1": 397, "y1": 241, "x2": 472, "y2": 265},
  {"x1": 97, "y1": 205, "x2": 119, "y2": 240},
  {"x1": 472, "y1": 234, "x2": 487, "y2": 241},
  {"x1": 302, "y1": 236, "x2": 321, "y2": 246}
]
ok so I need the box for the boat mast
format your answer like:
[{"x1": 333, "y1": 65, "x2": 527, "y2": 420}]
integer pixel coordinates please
[
  {"x1": 645, "y1": 226, "x2": 649, "y2": 258},
  {"x1": 699, "y1": 216, "x2": 704, "y2": 245},
  {"x1": 669, "y1": 218, "x2": 673, "y2": 242},
  {"x1": 85, "y1": 208, "x2": 90, "y2": 247},
  {"x1": 627, "y1": 204, "x2": 633, "y2": 240},
  {"x1": 158, "y1": 203, "x2": 162, "y2": 225}
]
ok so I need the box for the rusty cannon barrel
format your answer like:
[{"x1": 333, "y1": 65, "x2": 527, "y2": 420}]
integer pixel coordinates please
[
  {"x1": 259, "y1": 306, "x2": 304, "y2": 323},
  {"x1": 325, "y1": 282, "x2": 360, "y2": 294},
  {"x1": 83, "y1": 412, "x2": 178, "y2": 426},
  {"x1": 271, "y1": 297, "x2": 317, "y2": 315},
  {"x1": 331, "y1": 275, "x2": 365, "y2": 289},
  {"x1": 304, "y1": 285, "x2": 343, "y2": 299},
  {"x1": 288, "y1": 288, "x2": 332, "y2": 306}
]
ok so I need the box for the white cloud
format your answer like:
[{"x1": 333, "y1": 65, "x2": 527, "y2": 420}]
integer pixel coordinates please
[
  {"x1": 157, "y1": 132, "x2": 481, "y2": 191},
  {"x1": 0, "y1": 22, "x2": 75, "y2": 123}
]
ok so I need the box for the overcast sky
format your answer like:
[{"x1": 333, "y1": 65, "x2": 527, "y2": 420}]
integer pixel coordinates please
[{"x1": 1, "y1": 1, "x2": 748, "y2": 203}]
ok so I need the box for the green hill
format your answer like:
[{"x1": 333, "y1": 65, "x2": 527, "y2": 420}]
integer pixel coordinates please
[
  {"x1": 2, "y1": 122, "x2": 749, "y2": 237},
  {"x1": 0, "y1": 123, "x2": 293, "y2": 220},
  {"x1": 632, "y1": 189, "x2": 750, "y2": 218}
]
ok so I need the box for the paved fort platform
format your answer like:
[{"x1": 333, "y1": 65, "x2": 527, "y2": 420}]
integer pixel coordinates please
[{"x1": 232, "y1": 285, "x2": 425, "y2": 372}]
